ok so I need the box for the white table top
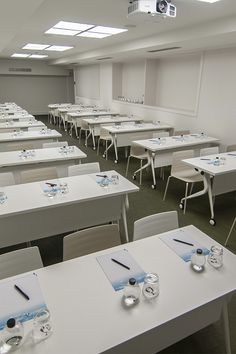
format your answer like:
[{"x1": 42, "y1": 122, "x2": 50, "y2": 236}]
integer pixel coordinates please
[
  {"x1": 183, "y1": 151, "x2": 236, "y2": 176},
  {"x1": 57, "y1": 106, "x2": 84, "y2": 113},
  {"x1": 83, "y1": 116, "x2": 143, "y2": 126},
  {"x1": 0, "y1": 146, "x2": 86, "y2": 168},
  {"x1": 0, "y1": 129, "x2": 61, "y2": 143},
  {"x1": 48, "y1": 104, "x2": 71, "y2": 109},
  {"x1": 0, "y1": 110, "x2": 28, "y2": 115},
  {"x1": 68, "y1": 111, "x2": 119, "y2": 118},
  {"x1": 0, "y1": 121, "x2": 45, "y2": 129},
  {"x1": 5, "y1": 225, "x2": 236, "y2": 354},
  {"x1": 0, "y1": 171, "x2": 138, "y2": 218},
  {"x1": 0, "y1": 115, "x2": 34, "y2": 121},
  {"x1": 134, "y1": 134, "x2": 219, "y2": 152},
  {"x1": 104, "y1": 122, "x2": 173, "y2": 134}
]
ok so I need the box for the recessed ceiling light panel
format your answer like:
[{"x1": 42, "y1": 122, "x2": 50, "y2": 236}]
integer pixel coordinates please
[
  {"x1": 22, "y1": 43, "x2": 49, "y2": 50},
  {"x1": 46, "y1": 45, "x2": 73, "y2": 52},
  {"x1": 78, "y1": 32, "x2": 111, "y2": 39},
  {"x1": 45, "y1": 28, "x2": 79, "y2": 36},
  {"x1": 196, "y1": 0, "x2": 221, "y2": 2},
  {"x1": 11, "y1": 53, "x2": 30, "y2": 58},
  {"x1": 92, "y1": 26, "x2": 128, "y2": 34},
  {"x1": 30, "y1": 54, "x2": 48, "y2": 59},
  {"x1": 55, "y1": 21, "x2": 94, "y2": 31}
]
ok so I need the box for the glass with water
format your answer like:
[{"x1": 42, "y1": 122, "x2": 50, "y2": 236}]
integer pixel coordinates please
[
  {"x1": 33, "y1": 308, "x2": 52, "y2": 342},
  {"x1": 142, "y1": 273, "x2": 159, "y2": 299},
  {"x1": 207, "y1": 245, "x2": 223, "y2": 268}
]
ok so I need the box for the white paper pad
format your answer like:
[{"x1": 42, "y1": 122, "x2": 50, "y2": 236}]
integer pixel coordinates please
[
  {"x1": 97, "y1": 249, "x2": 146, "y2": 291},
  {"x1": 159, "y1": 229, "x2": 209, "y2": 262},
  {"x1": 0, "y1": 273, "x2": 46, "y2": 329}
]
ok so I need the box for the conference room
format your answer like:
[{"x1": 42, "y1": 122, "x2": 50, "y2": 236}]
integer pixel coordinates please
[{"x1": 0, "y1": 0, "x2": 235, "y2": 353}]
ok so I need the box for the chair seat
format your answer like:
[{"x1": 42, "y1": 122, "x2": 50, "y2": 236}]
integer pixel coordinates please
[
  {"x1": 130, "y1": 153, "x2": 148, "y2": 160},
  {"x1": 172, "y1": 170, "x2": 203, "y2": 183}
]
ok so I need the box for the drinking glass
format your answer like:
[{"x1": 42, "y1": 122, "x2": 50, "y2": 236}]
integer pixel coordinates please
[
  {"x1": 33, "y1": 308, "x2": 52, "y2": 342},
  {"x1": 111, "y1": 174, "x2": 119, "y2": 185},
  {"x1": 59, "y1": 182, "x2": 69, "y2": 195},
  {"x1": 142, "y1": 273, "x2": 159, "y2": 299},
  {"x1": 207, "y1": 245, "x2": 223, "y2": 268}
]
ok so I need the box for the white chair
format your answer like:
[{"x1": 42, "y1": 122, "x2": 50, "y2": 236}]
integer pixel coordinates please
[
  {"x1": 0, "y1": 172, "x2": 15, "y2": 186},
  {"x1": 200, "y1": 146, "x2": 219, "y2": 156},
  {"x1": 43, "y1": 141, "x2": 68, "y2": 148},
  {"x1": 68, "y1": 162, "x2": 100, "y2": 177},
  {"x1": 174, "y1": 130, "x2": 190, "y2": 136},
  {"x1": 126, "y1": 144, "x2": 149, "y2": 185},
  {"x1": 97, "y1": 127, "x2": 112, "y2": 160},
  {"x1": 226, "y1": 144, "x2": 236, "y2": 152},
  {"x1": 225, "y1": 216, "x2": 236, "y2": 246},
  {"x1": 20, "y1": 167, "x2": 58, "y2": 184},
  {"x1": 163, "y1": 150, "x2": 203, "y2": 214},
  {"x1": 0, "y1": 246, "x2": 43, "y2": 280},
  {"x1": 79, "y1": 120, "x2": 90, "y2": 144},
  {"x1": 133, "y1": 211, "x2": 179, "y2": 241},
  {"x1": 63, "y1": 224, "x2": 121, "y2": 261}
]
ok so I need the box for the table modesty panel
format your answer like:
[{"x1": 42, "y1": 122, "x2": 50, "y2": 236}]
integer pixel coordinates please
[{"x1": 8, "y1": 225, "x2": 236, "y2": 354}]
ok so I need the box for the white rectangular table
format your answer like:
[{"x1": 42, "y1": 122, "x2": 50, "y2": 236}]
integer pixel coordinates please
[
  {"x1": 182, "y1": 152, "x2": 236, "y2": 225},
  {"x1": 0, "y1": 130, "x2": 62, "y2": 151},
  {"x1": 0, "y1": 146, "x2": 87, "y2": 182},
  {"x1": 0, "y1": 171, "x2": 138, "y2": 246},
  {"x1": 0, "y1": 120, "x2": 45, "y2": 132},
  {"x1": 134, "y1": 134, "x2": 219, "y2": 188},
  {"x1": 103, "y1": 123, "x2": 174, "y2": 163},
  {"x1": 83, "y1": 116, "x2": 143, "y2": 149},
  {"x1": 5, "y1": 225, "x2": 236, "y2": 354}
]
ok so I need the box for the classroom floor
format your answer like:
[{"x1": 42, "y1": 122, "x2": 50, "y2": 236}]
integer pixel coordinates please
[{"x1": 2, "y1": 115, "x2": 236, "y2": 354}]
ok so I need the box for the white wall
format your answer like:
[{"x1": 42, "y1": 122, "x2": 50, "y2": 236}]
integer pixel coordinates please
[
  {"x1": 75, "y1": 64, "x2": 100, "y2": 100},
  {"x1": 121, "y1": 60, "x2": 145, "y2": 101},
  {"x1": 0, "y1": 59, "x2": 74, "y2": 115},
  {"x1": 75, "y1": 47, "x2": 236, "y2": 145}
]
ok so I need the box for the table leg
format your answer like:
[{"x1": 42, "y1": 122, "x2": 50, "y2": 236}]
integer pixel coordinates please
[
  {"x1": 122, "y1": 197, "x2": 129, "y2": 243},
  {"x1": 114, "y1": 135, "x2": 118, "y2": 163},
  {"x1": 151, "y1": 152, "x2": 157, "y2": 189},
  {"x1": 133, "y1": 159, "x2": 151, "y2": 180},
  {"x1": 104, "y1": 137, "x2": 114, "y2": 159},
  {"x1": 222, "y1": 301, "x2": 231, "y2": 354},
  {"x1": 91, "y1": 128, "x2": 96, "y2": 150},
  {"x1": 86, "y1": 128, "x2": 92, "y2": 147}
]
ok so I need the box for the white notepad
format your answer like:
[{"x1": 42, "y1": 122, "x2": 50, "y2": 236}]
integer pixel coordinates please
[
  {"x1": 159, "y1": 229, "x2": 209, "y2": 262},
  {"x1": 97, "y1": 249, "x2": 146, "y2": 291},
  {"x1": 0, "y1": 273, "x2": 46, "y2": 330}
]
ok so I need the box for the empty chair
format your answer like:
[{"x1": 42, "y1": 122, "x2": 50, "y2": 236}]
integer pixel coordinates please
[
  {"x1": 68, "y1": 162, "x2": 100, "y2": 177},
  {"x1": 0, "y1": 172, "x2": 15, "y2": 186},
  {"x1": 126, "y1": 144, "x2": 149, "y2": 185},
  {"x1": 174, "y1": 130, "x2": 190, "y2": 136},
  {"x1": 20, "y1": 167, "x2": 58, "y2": 184},
  {"x1": 133, "y1": 211, "x2": 179, "y2": 241},
  {"x1": 43, "y1": 141, "x2": 68, "y2": 148},
  {"x1": 63, "y1": 224, "x2": 121, "y2": 261},
  {"x1": 152, "y1": 131, "x2": 170, "y2": 139},
  {"x1": 0, "y1": 246, "x2": 43, "y2": 280},
  {"x1": 200, "y1": 146, "x2": 219, "y2": 156},
  {"x1": 79, "y1": 120, "x2": 90, "y2": 143},
  {"x1": 163, "y1": 150, "x2": 203, "y2": 213},
  {"x1": 97, "y1": 127, "x2": 112, "y2": 160},
  {"x1": 226, "y1": 144, "x2": 236, "y2": 152}
]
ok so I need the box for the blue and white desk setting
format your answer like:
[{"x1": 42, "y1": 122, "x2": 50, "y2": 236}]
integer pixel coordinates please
[
  {"x1": 182, "y1": 152, "x2": 236, "y2": 225},
  {"x1": 3, "y1": 225, "x2": 236, "y2": 354},
  {"x1": 133, "y1": 134, "x2": 219, "y2": 189}
]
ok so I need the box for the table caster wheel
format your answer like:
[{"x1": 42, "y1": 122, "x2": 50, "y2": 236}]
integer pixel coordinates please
[
  {"x1": 151, "y1": 184, "x2": 156, "y2": 189},
  {"x1": 115, "y1": 160, "x2": 118, "y2": 164},
  {"x1": 102, "y1": 154, "x2": 106, "y2": 158},
  {"x1": 93, "y1": 147, "x2": 96, "y2": 150},
  {"x1": 132, "y1": 175, "x2": 136, "y2": 180},
  {"x1": 179, "y1": 202, "x2": 184, "y2": 210},
  {"x1": 209, "y1": 218, "x2": 216, "y2": 226}
]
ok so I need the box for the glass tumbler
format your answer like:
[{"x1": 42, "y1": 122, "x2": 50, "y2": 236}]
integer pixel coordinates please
[
  {"x1": 207, "y1": 245, "x2": 223, "y2": 269},
  {"x1": 33, "y1": 308, "x2": 52, "y2": 342},
  {"x1": 142, "y1": 273, "x2": 159, "y2": 299},
  {"x1": 111, "y1": 174, "x2": 119, "y2": 185},
  {"x1": 59, "y1": 182, "x2": 69, "y2": 195}
]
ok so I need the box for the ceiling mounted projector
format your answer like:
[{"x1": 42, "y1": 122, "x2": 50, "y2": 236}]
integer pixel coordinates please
[{"x1": 128, "y1": 0, "x2": 177, "y2": 18}]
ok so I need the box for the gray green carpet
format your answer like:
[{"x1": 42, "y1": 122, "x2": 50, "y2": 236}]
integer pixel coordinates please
[{"x1": 1, "y1": 115, "x2": 236, "y2": 354}]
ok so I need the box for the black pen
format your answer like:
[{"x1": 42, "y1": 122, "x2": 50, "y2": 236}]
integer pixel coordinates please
[
  {"x1": 14, "y1": 285, "x2": 30, "y2": 301},
  {"x1": 173, "y1": 238, "x2": 194, "y2": 246},
  {"x1": 46, "y1": 182, "x2": 57, "y2": 187},
  {"x1": 96, "y1": 174, "x2": 108, "y2": 178},
  {"x1": 111, "y1": 258, "x2": 130, "y2": 270}
]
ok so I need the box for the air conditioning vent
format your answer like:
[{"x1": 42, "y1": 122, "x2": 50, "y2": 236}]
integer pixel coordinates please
[
  {"x1": 147, "y1": 46, "x2": 181, "y2": 53},
  {"x1": 8, "y1": 67, "x2": 32, "y2": 72}
]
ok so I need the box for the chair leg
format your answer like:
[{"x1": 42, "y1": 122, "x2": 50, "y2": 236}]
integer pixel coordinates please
[
  {"x1": 184, "y1": 182, "x2": 189, "y2": 214},
  {"x1": 105, "y1": 141, "x2": 108, "y2": 160},
  {"x1": 97, "y1": 138, "x2": 100, "y2": 155},
  {"x1": 140, "y1": 160, "x2": 143, "y2": 185},
  {"x1": 190, "y1": 183, "x2": 194, "y2": 195},
  {"x1": 225, "y1": 216, "x2": 236, "y2": 246},
  {"x1": 163, "y1": 175, "x2": 172, "y2": 201},
  {"x1": 126, "y1": 156, "x2": 131, "y2": 176}
]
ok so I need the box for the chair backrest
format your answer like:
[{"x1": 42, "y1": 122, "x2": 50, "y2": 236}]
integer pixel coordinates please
[
  {"x1": 0, "y1": 172, "x2": 15, "y2": 186},
  {"x1": 226, "y1": 144, "x2": 236, "y2": 152},
  {"x1": 2, "y1": 128, "x2": 20, "y2": 133},
  {"x1": 5, "y1": 142, "x2": 35, "y2": 151},
  {"x1": 200, "y1": 146, "x2": 219, "y2": 156},
  {"x1": 174, "y1": 130, "x2": 190, "y2": 136},
  {"x1": 43, "y1": 141, "x2": 68, "y2": 148},
  {"x1": 0, "y1": 246, "x2": 43, "y2": 280},
  {"x1": 171, "y1": 150, "x2": 195, "y2": 174},
  {"x1": 99, "y1": 127, "x2": 111, "y2": 139},
  {"x1": 130, "y1": 143, "x2": 147, "y2": 157},
  {"x1": 152, "y1": 131, "x2": 170, "y2": 138},
  {"x1": 133, "y1": 211, "x2": 179, "y2": 241},
  {"x1": 81, "y1": 120, "x2": 89, "y2": 130},
  {"x1": 20, "y1": 167, "x2": 58, "y2": 184},
  {"x1": 63, "y1": 224, "x2": 121, "y2": 261},
  {"x1": 68, "y1": 162, "x2": 100, "y2": 177}
]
